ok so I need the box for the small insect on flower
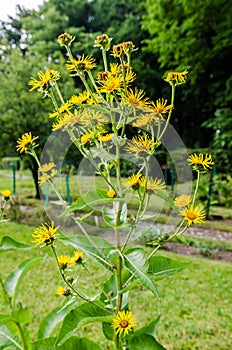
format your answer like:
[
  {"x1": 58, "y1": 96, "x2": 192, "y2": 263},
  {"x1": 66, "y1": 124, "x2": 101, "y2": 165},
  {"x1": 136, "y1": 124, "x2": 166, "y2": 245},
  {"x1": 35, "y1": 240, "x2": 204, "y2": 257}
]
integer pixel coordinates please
[
  {"x1": 56, "y1": 286, "x2": 71, "y2": 297},
  {"x1": 181, "y1": 205, "x2": 206, "y2": 226},
  {"x1": 188, "y1": 153, "x2": 214, "y2": 171},
  {"x1": 16, "y1": 132, "x2": 39, "y2": 153},
  {"x1": 174, "y1": 194, "x2": 191, "y2": 208},
  {"x1": 32, "y1": 222, "x2": 59, "y2": 246},
  {"x1": 1, "y1": 190, "x2": 12, "y2": 200},
  {"x1": 112, "y1": 310, "x2": 137, "y2": 337}
]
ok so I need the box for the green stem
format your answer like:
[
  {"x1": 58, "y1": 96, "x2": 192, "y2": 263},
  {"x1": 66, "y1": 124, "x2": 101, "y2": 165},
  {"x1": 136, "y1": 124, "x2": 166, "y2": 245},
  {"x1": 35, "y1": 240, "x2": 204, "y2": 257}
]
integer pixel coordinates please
[
  {"x1": 51, "y1": 245, "x2": 112, "y2": 314},
  {"x1": 15, "y1": 322, "x2": 29, "y2": 350},
  {"x1": 192, "y1": 170, "x2": 201, "y2": 206},
  {"x1": 102, "y1": 48, "x2": 108, "y2": 71},
  {"x1": 157, "y1": 83, "x2": 175, "y2": 140}
]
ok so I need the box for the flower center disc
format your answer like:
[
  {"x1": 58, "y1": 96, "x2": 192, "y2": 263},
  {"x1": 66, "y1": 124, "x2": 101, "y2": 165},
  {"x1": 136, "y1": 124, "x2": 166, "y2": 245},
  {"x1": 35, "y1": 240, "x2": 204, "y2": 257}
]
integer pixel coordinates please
[{"x1": 120, "y1": 320, "x2": 129, "y2": 328}]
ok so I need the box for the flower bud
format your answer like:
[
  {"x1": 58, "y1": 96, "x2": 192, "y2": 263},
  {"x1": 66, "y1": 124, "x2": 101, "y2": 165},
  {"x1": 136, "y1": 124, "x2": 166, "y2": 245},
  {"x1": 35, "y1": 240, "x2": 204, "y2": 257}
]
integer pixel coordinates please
[
  {"x1": 58, "y1": 33, "x2": 75, "y2": 47},
  {"x1": 94, "y1": 34, "x2": 112, "y2": 51}
]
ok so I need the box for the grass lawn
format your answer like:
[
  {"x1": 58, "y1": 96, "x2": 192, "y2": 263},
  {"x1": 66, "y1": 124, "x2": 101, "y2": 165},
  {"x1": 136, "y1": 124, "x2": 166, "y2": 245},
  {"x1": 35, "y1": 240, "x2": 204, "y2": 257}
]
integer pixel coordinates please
[{"x1": 0, "y1": 221, "x2": 232, "y2": 349}]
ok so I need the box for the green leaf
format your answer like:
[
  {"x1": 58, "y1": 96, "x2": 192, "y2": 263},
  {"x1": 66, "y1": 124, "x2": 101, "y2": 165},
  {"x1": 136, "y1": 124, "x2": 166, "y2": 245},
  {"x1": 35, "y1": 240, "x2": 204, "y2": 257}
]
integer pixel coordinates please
[
  {"x1": 102, "y1": 202, "x2": 127, "y2": 227},
  {"x1": 0, "y1": 325, "x2": 21, "y2": 349},
  {"x1": 56, "y1": 301, "x2": 112, "y2": 345},
  {"x1": 133, "y1": 315, "x2": 161, "y2": 338},
  {"x1": 148, "y1": 256, "x2": 191, "y2": 280},
  {"x1": 4, "y1": 256, "x2": 44, "y2": 306},
  {"x1": 129, "y1": 333, "x2": 166, "y2": 349},
  {"x1": 102, "y1": 322, "x2": 114, "y2": 340},
  {"x1": 0, "y1": 237, "x2": 31, "y2": 252},
  {"x1": 67, "y1": 189, "x2": 123, "y2": 212},
  {"x1": 60, "y1": 235, "x2": 115, "y2": 271},
  {"x1": 124, "y1": 248, "x2": 160, "y2": 299},
  {"x1": 11, "y1": 302, "x2": 31, "y2": 325},
  {"x1": 32, "y1": 337, "x2": 56, "y2": 350},
  {"x1": 61, "y1": 336, "x2": 102, "y2": 350},
  {"x1": 38, "y1": 296, "x2": 77, "y2": 338}
]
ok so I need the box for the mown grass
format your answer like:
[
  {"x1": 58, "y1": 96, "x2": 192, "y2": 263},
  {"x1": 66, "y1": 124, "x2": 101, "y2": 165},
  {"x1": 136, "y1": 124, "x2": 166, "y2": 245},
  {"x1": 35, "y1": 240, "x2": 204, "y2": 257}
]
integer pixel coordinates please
[{"x1": 0, "y1": 221, "x2": 232, "y2": 349}]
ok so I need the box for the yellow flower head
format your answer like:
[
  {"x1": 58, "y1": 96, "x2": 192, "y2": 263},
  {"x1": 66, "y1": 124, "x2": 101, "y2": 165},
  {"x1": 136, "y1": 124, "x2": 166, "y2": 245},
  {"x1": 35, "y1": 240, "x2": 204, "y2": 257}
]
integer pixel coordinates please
[
  {"x1": 69, "y1": 250, "x2": 84, "y2": 265},
  {"x1": 139, "y1": 176, "x2": 166, "y2": 194},
  {"x1": 28, "y1": 69, "x2": 60, "y2": 92},
  {"x1": 1, "y1": 189, "x2": 12, "y2": 200},
  {"x1": 122, "y1": 173, "x2": 142, "y2": 190},
  {"x1": 112, "y1": 310, "x2": 137, "y2": 337},
  {"x1": 125, "y1": 135, "x2": 155, "y2": 157},
  {"x1": 188, "y1": 153, "x2": 214, "y2": 171},
  {"x1": 181, "y1": 205, "x2": 206, "y2": 226},
  {"x1": 150, "y1": 98, "x2": 173, "y2": 116},
  {"x1": 49, "y1": 102, "x2": 72, "y2": 119},
  {"x1": 66, "y1": 55, "x2": 96, "y2": 73},
  {"x1": 98, "y1": 133, "x2": 114, "y2": 142},
  {"x1": 107, "y1": 189, "x2": 116, "y2": 198},
  {"x1": 99, "y1": 75, "x2": 123, "y2": 93},
  {"x1": 69, "y1": 91, "x2": 91, "y2": 105},
  {"x1": 39, "y1": 162, "x2": 56, "y2": 173},
  {"x1": 122, "y1": 88, "x2": 150, "y2": 108},
  {"x1": 165, "y1": 69, "x2": 188, "y2": 85},
  {"x1": 56, "y1": 286, "x2": 71, "y2": 296},
  {"x1": 80, "y1": 111, "x2": 108, "y2": 127},
  {"x1": 80, "y1": 132, "x2": 94, "y2": 145},
  {"x1": 32, "y1": 222, "x2": 59, "y2": 246},
  {"x1": 174, "y1": 194, "x2": 191, "y2": 207},
  {"x1": 58, "y1": 255, "x2": 71, "y2": 269},
  {"x1": 16, "y1": 132, "x2": 39, "y2": 153}
]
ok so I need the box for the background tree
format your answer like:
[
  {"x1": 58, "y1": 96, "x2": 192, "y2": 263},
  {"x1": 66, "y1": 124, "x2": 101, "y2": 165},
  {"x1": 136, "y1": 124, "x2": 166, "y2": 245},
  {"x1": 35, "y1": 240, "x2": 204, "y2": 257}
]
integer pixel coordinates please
[{"x1": 142, "y1": 0, "x2": 232, "y2": 169}]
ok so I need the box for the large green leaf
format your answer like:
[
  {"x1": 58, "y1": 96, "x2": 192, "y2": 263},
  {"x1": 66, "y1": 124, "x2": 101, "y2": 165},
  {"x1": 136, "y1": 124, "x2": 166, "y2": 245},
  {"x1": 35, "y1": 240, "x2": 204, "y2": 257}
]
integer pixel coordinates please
[
  {"x1": 133, "y1": 315, "x2": 161, "y2": 338},
  {"x1": 38, "y1": 296, "x2": 77, "y2": 338},
  {"x1": 0, "y1": 325, "x2": 21, "y2": 349},
  {"x1": 61, "y1": 336, "x2": 102, "y2": 350},
  {"x1": 0, "y1": 237, "x2": 31, "y2": 252},
  {"x1": 32, "y1": 337, "x2": 56, "y2": 350},
  {"x1": 129, "y1": 333, "x2": 166, "y2": 349},
  {"x1": 124, "y1": 248, "x2": 160, "y2": 299},
  {"x1": 4, "y1": 256, "x2": 44, "y2": 306},
  {"x1": 102, "y1": 202, "x2": 127, "y2": 227},
  {"x1": 60, "y1": 235, "x2": 115, "y2": 271},
  {"x1": 148, "y1": 256, "x2": 191, "y2": 279},
  {"x1": 56, "y1": 301, "x2": 112, "y2": 345},
  {"x1": 66, "y1": 189, "x2": 122, "y2": 212}
]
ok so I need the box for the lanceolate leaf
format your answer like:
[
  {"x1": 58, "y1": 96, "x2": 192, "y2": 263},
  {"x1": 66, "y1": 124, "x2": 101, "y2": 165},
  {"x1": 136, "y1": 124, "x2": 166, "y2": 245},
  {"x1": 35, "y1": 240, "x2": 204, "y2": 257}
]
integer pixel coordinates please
[
  {"x1": 4, "y1": 256, "x2": 44, "y2": 307},
  {"x1": 129, "y1": 333, "x2": 166, "y2": 349},
  {"x1": 56, "y1": 301, "x2": 112, "y2": 345},
  {"x1": 0, "y1": 325, "x2": 21, "y2": 349},
  {"x1": 0, "y1": 236, "x2": 31, "y2": 252},
  {"x1": 124, "y1": 248, "x2": 160, "y2": 299},
  {"x1": 38, "y1": 296, "x2": 78, "y2": 338},
  {"x1": 60, "y1": 235, "x2": 115, "y2": 271},
  {"x1": 148, "y1": 256, "x2": 191, "y2": 279},
  {"x1": 66, "y1": 189, "x2": 123, "y2": 212},
  {"x1": 60, "y1": 336, "x2": 102, "y2": 350},
  {"x1": 102, "y1": 202, "x2": 127, "y2": 227}
]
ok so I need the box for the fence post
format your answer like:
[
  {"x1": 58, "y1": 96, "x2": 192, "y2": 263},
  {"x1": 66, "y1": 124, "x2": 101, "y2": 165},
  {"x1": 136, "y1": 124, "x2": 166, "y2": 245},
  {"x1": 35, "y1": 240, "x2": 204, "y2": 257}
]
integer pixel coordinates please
[{"x1": 206, "y1": 165, "x2": 216, "y2": 219}]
